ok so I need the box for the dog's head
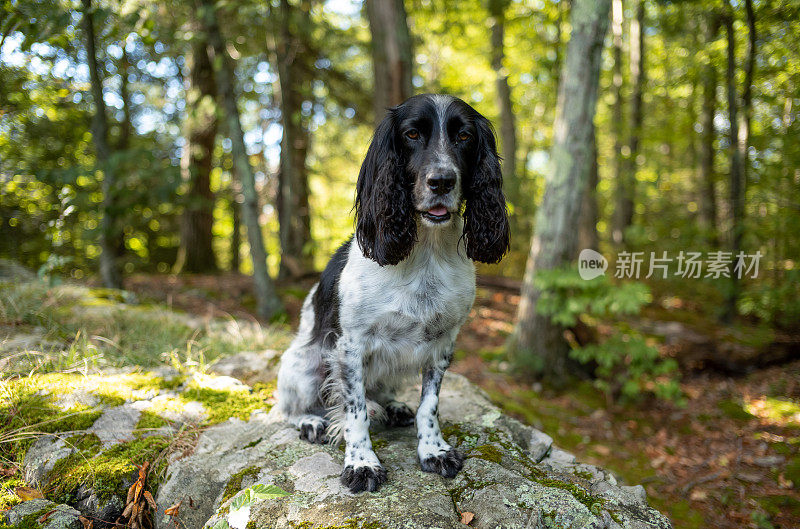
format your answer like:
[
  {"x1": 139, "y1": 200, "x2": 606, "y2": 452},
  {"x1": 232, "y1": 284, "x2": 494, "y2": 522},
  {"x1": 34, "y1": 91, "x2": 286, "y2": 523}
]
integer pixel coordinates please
[{"x1": 355, "y1": 94, "x2": 510, "y2": 266}]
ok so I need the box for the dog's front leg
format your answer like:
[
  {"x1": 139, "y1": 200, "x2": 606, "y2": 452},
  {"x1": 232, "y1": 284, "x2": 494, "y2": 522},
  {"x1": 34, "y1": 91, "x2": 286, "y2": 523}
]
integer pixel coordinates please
[
  {"x1": 417, "y1": 347, "x2": 464, "y2": 478},
  {"x1": 338, "y1": 339, "x2": 386, "y2": 493}
]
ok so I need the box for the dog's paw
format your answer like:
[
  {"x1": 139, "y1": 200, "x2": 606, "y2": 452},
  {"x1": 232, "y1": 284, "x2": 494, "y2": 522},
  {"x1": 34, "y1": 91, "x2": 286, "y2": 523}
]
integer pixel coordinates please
[
  {"x1": 298, "y1": 417, "x2": 328, "y2": 444},
  {"x1": 420, "y1": 448, "x2": 464, "y2": 478},
  {"x1": 340, "y1": 464, "x2": 387, "y2": 493},
  {"x1": 385, "y1": 401, "x2": 415, "y2": 427}
]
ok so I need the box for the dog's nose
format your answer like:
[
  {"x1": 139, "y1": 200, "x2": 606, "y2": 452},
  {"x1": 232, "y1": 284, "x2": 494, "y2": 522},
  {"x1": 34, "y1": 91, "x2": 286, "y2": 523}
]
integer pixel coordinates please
[{"x1": 427, "y1": 174, "x2": 456, "y2": 195}]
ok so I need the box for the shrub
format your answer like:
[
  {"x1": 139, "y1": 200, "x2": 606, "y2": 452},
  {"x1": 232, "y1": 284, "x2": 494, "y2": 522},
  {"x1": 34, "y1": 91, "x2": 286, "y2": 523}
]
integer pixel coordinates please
[{"x1": 534, "y1": 268, "x2": 683, "y2": 404}]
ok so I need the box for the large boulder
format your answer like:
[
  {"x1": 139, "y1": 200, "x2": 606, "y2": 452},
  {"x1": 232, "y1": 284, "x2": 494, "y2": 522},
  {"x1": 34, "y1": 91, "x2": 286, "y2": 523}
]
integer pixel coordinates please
[{"x1": 157, "y1": 373, "x2": 672, "y2": 529}]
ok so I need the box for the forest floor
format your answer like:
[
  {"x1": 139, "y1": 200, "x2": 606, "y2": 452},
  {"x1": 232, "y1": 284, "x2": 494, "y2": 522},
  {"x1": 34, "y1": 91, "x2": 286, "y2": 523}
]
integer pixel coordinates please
[
  {"x1": 2, "y1": 270, "x2": 798, "y2": 528},
  {"x1": 122, "y1": 272, "x2": 800, "y2": 529}
]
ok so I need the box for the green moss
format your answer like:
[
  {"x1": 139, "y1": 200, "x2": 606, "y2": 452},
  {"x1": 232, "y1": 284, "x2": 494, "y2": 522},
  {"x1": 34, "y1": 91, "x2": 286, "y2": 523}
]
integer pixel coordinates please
[
  {"x1": 246, "y1": 522, "x2": 257, "y2": 529},
  {"x1": 370, "y1": 436, "x2": 388, "y2": 450},
  {"x1": 180, "y1": 382, "x2": 275, "y2": 425},
  {"x1": 718, "y1": 399, "x2": 755, "y2": 421},
  {"x1": 221, "y1": 466, "x2": 261, "y2": 505},
  {"x1": 287, "y1": 519, "x2": 386, "y2": 529},
  {"x1": 531, "y1": 476, "x2": 605, "y2": 512},
  {"x1": 242, "y1": 438, "x2": 263, "y2": 449},
  {"x1": 784, "y1": 455, "x2": 800, "y2": 488},
  {"x1": 571, "y1": 469, "x2": 594, "y2": 480},
  {"x1": 471, "y1": 444, "x2": 504, "y2": 464},
  {"x1": 135, "y1": 410, "x2": 171, "y2": 432},
  {"x1": 0, "y1": 476, "x2": 25, "y2": 510},
  {"x1": 49, "y1": 436, "x2": 170, "y2": 504},
  {"x1": 0, "y1": 379, "x2": 103, "y2": 463}
]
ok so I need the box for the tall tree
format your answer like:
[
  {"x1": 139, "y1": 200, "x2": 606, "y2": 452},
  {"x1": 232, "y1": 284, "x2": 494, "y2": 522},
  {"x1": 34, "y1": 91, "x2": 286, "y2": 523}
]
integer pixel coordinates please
[
  {"x1": 366, "y1": 0, "x2": 413, "y2": 123},
  {"x1": 488, "y1": 0, "x2": 517, "y2": 186},
  {"x1": 699, "y1": 14, "x2": 720, "y2": 245},
  {"x1": 610, "y1": 0, "x2": 627, "y2": 245},
  {"x1": 82, "y1": 0, "x2": 123, "y2": 289},
  {"x1": 272, "y1": 0, "x2": 313, "y2": 278},
  {"x1": 615, "y1": 0, "x2": 646, "y2": 245},
  {"x1": 198, "y1": 0, "x2": 283, "y2": 319},
  {"x1": 578, "y1": 130, "x2": 599, "y2": 252},
  {"x1": 723, "y1": 0, "x2": 756, "y2": 322},
  {"x1": 509, "y1": 0, "x2": 611, "y2": 379},
  {"x1": 175, "y1": 32, "x2": 219, "y2": 274}
]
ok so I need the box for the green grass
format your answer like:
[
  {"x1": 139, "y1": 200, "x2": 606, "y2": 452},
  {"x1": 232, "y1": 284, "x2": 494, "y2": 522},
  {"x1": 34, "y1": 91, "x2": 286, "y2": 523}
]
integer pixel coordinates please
[
  {"x1": 0, "y1": 276, "x2": 289, "y2": 516},
  {"x1": 0, "y1": 279, "x2": 292, "y2": 373}
]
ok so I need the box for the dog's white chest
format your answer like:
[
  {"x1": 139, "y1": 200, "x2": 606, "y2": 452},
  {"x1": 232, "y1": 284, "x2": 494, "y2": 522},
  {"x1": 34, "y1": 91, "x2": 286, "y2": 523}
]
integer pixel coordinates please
[{"x1": 338, "y1": 240, "x2": 476, "y2": 363}]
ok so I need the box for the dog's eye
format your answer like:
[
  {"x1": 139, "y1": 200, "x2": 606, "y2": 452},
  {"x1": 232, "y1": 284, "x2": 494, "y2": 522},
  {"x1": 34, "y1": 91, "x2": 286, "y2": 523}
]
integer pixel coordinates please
[
  {"x1": 405, "y1": 129, "x2": 419, "y2": 140},
  {"x1": 457, "y1": 132, "x2": 471, "y2": 142}
]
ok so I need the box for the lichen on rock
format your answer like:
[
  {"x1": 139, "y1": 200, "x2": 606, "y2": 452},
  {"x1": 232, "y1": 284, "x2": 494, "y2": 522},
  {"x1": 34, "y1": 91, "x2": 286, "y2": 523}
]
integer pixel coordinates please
[{"x1": 156, "y1": 373, "x2": 672, "y2": 529}]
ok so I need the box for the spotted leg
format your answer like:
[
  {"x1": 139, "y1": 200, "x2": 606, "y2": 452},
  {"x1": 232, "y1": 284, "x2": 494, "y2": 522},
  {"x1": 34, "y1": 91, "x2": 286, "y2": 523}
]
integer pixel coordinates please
[
  {"x1": 338, "y1": 339, "x2": 387, "y2": 493},
  {"x1": 417, "y1": 347, "x2": 464, "y2": 478}
]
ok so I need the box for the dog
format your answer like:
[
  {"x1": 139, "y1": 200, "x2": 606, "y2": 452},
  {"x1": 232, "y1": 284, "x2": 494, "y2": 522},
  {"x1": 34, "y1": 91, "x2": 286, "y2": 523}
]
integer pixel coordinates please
[{"x1": 275, "y1": 93, "x2": 509, "y2": 493}]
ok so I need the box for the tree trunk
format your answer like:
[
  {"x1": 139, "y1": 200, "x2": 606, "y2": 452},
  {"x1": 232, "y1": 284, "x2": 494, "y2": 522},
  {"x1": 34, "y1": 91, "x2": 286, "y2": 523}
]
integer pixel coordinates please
[
  {"x1": 489, "y1": 0, "x2": 517, "y2": 186},
  {"x1": 578, "y1": 128, "x2": 599, "y2": 252},
  {"x1": 82, "y1": 0, "x2": 122, "y2": 289},
  {"x1": 176, "y1": 33, "x2": 219, "y2": 274},
  {"x1": 198, "y1": 0, "x2": 283, "y2": 319},
  {"x1": 723, "y1": 0, "x2": 756, "y2": 322},
  {"x1": 509, "y1": 0, "x2": 611, "y2": 380},
  {"x1": 366, "y1": 0, "x2": 414, "y2": 124},
  {"x1": 610, "y1": 0, "x2": 627, "y2": 245},
  {"x1": 272, "y1": 0, "x2": 313, "y2": 279},
  {"x1": 231, "y1": 185, "x2": 241, "y2": 273},
  {"x1": 699, "y1": 15, "x2": 720, "y2": 246},
  {"x1": 615, "y1": 0, "x2": 645, "y2": 245}
]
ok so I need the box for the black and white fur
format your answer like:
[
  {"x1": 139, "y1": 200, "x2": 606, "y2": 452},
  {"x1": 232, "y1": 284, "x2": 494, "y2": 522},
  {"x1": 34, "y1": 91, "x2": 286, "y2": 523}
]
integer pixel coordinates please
[{"x1": 276, "y1": 94, "x2": 509, "y2": 493}]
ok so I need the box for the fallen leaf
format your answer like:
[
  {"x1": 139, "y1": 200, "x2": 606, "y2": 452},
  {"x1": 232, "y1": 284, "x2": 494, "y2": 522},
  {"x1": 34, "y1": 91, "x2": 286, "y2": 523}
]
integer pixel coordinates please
[
  {"x1": 461, "y1": 511, "x2": 474, "y2": 525},
  {"x1": 121, "y1": 500, "x2": 134, "y2": 519},
  {"x1": 14, "y1": 486, "x2": 43, "y2": 501},
  {"x1": 593, "y1": 444, "x2": 611, "y2": 456},
  {"x1": 78, "y1": 515, "x2": 93, "y2": 529},
  {"x1": 143, "y1": 490, "x2": 157, "y2": 510},
  {"x1": 689, "y1": 489, "x2": 708, "y2": 501},
  {"x1": 164, "y1": 500, "x2": 182, "y2": 517},
  {"x1": 37, "y1": 509, "x2": 56, "y2": 523}
]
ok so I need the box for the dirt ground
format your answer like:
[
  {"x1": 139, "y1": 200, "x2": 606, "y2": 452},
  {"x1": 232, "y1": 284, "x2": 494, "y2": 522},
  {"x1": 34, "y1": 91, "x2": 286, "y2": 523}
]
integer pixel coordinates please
[{"x1": 123, "y1": 273, "x2": 800, "y2": 529}]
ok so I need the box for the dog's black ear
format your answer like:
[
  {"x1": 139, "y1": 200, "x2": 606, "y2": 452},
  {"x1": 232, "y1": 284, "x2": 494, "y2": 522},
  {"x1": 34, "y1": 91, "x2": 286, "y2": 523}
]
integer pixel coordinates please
[
  {"x1": 462, "y1": 114, "x2": 510, "y2": 264},
  {"x1": 355, "y1": 110, "x2": 417, "y2": 266}
]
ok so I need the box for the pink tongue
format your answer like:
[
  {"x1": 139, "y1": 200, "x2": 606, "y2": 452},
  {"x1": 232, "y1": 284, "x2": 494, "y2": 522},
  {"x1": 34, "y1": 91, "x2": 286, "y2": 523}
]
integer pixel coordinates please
[{"x1": 428, "y1": 206, "x2": 448, "y2": 216}]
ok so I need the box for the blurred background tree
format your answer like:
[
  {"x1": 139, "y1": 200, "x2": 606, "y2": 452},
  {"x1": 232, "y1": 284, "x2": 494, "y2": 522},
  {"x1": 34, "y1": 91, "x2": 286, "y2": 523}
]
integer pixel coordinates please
[{"x1": 1, "y1": 0, "x2": 799, "y2": 353}]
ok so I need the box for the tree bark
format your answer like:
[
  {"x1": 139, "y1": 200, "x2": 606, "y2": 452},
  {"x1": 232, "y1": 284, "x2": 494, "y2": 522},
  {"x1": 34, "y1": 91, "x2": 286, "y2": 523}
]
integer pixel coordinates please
[
  {"x1": 610, "y1": 0, "x2": 627, "y2": 245},
  {"x1": 176, "y1": 32, "x2": 219, "y2": 274},
  {"x1": 366, "y1": 0, "x2": 414, "y2": 124},
  {"x1": 198, "y1": 0, "x2": 283, "y2": 319},
  {"x1": 489, "y1": 0, "x2": 517, "y2": 186},
  {"x1": 614, "y1": 0, "x2": 645, "y2": 245},
  {"x1": 723, "y1": 0, "x2": 756, "y2": 322},
  {"x1": 230, "y1": 185, "x2": 241, "y2": 273},
  {"x1": 272, "y1": 0, "x2": 313, "y2": 279},
  {"x1": 82, "y1": 0, "x2": 122, "y2": 289},
  {"x1": 509, "y1": 0, "x2": 611, "y2": 380},
  {"x1": 699, "y1": 15, "x2": 720, "y2": 246},
  {"x1": 578, "y1": 128, "x2": 599, "y2": 252}
]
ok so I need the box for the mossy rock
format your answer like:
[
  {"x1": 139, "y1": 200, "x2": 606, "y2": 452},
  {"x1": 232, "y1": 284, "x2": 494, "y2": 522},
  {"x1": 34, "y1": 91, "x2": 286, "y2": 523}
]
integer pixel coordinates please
[{"x1": 157, "y1": 373, "x2": 672, "y2": 529}]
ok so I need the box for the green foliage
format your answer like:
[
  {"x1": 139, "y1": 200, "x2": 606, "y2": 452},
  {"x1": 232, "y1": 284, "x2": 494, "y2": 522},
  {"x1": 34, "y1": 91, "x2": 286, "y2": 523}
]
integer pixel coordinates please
[
  {"x1": 534, "y1": 268, "x2": 682, "y2": 404},
  {"x1": 230, "y1": 484, "x2": 290, "y2": 511},
  {"x1": 534, "y1": 269, "x2": 651, "y2": 327},
  {"x1": 739, "y1": 270, "x2": 800, "y2": 330},
  {"x1": 570, "y1": 333, "x2": 683, "y2": 404}
]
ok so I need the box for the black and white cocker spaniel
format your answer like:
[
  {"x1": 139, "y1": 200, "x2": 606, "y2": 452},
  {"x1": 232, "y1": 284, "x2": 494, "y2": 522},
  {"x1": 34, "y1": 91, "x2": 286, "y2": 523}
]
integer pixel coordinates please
[{"x1": 276, "y1": 94, "x2": 509, "y2": 493}]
